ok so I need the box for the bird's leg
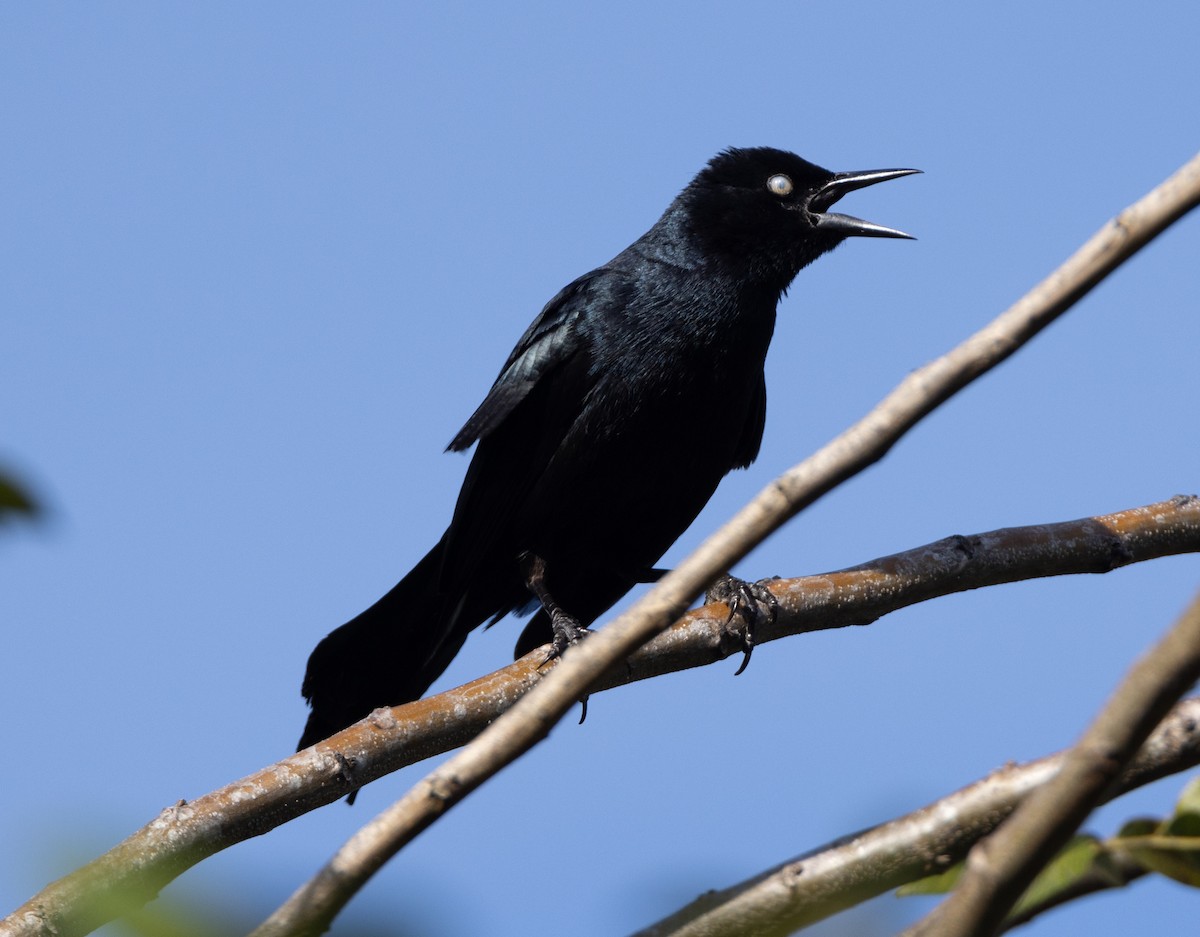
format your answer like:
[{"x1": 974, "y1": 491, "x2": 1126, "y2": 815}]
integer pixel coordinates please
[
  {"x1": 518, "y1": 552, "x2": 592, "y2": 662},
  {"x1": 519, "y1": 551, "x2": 592, "y2": 723},
  {"x1": 706, "y1": 574, "x2": 779, "y2": 675}
]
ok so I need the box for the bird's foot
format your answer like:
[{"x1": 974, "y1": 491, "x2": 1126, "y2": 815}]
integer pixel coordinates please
[
  {"x1": 544, "y1": 612, "x2": 592, "y2": 663},
  {"x1": 706, "y1": 574, "x2": 779, "y2": 675},
  {"x1": 543, "y1": 614, "x2": 593, "y2": 723},
  {"x1": 519, "y1": 550, "x2": 593, "y2": 722},
  {"x1": 330, "y1": 751, "x2": 363, "y2": 806}
]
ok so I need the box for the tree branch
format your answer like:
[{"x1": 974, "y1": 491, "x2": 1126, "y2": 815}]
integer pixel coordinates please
[
  {"x1": 643, "y1": 494, "x2": 1200, "y2": 679},
  {"x1": 628, "y1": 697, "x2": 1200, "y2": 937},
  {"x1": 248, "y1": 152, "x2": 1200, "y2": 937},
  {"x1": 4, "y1": 497, "x2": 1195, "y2": 937},
  {"x1": 902, "y1": 588, "x2": 1200, "y2": 937}
]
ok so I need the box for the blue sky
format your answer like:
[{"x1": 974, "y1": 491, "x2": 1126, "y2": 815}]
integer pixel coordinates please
[{"x1": 3, "y1": 4, "x2": 1199, "y2": 936}]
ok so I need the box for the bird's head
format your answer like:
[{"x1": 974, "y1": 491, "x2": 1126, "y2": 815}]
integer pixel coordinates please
[{"x1": 683, "y1": 146, "x2": 918, "y2": 282}]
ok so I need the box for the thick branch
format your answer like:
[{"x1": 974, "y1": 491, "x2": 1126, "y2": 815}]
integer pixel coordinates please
[
  {"x1": 3, "y1": 496, "x2": 1197, "y2": 937},
  {"x1": 626, "y1": 495, "x2": 1200, "y2": 684},
  {"x1": 903, "y1": 589, "x2": 1200, "y2": 937},
  {"x1": 250, "y1": 152, "x2": 1200, "y2": 937},
  {"x1": 629, "y1": 697, "x2": 1200, "y2": 937}
]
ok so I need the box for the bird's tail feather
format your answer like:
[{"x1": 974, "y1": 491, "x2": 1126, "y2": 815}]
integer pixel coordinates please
[{"x1": 297, "y1": 537, "x2": 465, "y2": 751}]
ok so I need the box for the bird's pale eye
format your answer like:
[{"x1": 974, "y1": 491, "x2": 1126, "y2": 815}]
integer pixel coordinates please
[{"x1": 766, "y1": 174, "x2": 793, "y2": 197}]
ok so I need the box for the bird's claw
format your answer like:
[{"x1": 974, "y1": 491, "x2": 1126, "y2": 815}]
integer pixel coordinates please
[
  {"x1": 706, "y1": 574, "x2": 778, "y2": 675},
  {"x1": 541, "y1": 613, "x2": 592, "y2": 665},
  {"x1": 538, "y1": 614, "x2": 592, "y2": 724},
  {"x1": 331, "y1": 751, "x2": 364, "y2": 806}
]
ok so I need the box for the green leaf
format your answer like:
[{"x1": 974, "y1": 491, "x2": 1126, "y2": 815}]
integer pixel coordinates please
[
  {"x1": 1165, "y1": 776, "x2": 1200, "y2": 837},
  {"x1": 897, "y1": 862, "x2": 963, "y2": 897},
  {"x1": 0, "y1": 472, "x2": 39, "y2": 522},
  {"x1": 1007, "y1": 836, "x2": 1106, "y2": 921},
  {"x1": 1115, "y1": 818, "x2": 1160, "y2": 839},
  {"x1": 1105, "y1": 777, "x2": 1200, "y2": 886},
  {"x1": 1114, "y1": 834, "x2": 1200, "y2": 887}
]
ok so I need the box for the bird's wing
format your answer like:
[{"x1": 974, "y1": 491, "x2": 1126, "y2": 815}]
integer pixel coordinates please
[
  {"x1": 447, "y1": 270, "x2": 601, "y2": 453},
  {"x1": 731, "y1": 369, "x2": 767, "y2": 469},
  {"x1": 437, "y1": 269, "x2": 619, "y2": 601}
]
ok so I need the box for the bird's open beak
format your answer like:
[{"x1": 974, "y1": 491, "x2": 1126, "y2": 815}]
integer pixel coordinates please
[{"x1": 812, "y1": 168, "x2": 920, "y2": 239}]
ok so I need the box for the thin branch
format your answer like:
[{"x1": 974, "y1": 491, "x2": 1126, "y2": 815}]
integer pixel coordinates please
[
  {"x1": 248, "y1": 153, "x2": 1200, "y2": 937},
  {"x1": 628, "y1": 697, "x2": 1200, "y2": 937},
  {"x1": 902, "y1": 587, "x2": 1200, "y2": 937}
]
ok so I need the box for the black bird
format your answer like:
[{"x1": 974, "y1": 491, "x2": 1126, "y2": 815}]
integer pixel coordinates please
[{"x1": 299, "y1": 147, "x2": 916, "y2": 750}]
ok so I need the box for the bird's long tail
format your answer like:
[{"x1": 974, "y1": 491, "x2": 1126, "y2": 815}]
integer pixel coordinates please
[{"x1": 297, "y1": 537, "x2": 466, "y2": 751}]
